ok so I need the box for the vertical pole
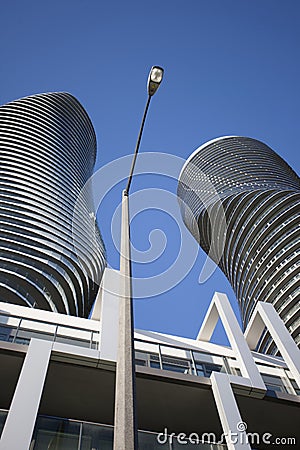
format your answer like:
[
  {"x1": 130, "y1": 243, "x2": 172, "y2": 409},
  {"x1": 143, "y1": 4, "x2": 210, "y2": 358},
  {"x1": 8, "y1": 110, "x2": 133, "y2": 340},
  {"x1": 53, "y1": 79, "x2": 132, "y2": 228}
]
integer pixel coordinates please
[{"x1": 113, "y1": 190, "x2": 138, "y2": 450}]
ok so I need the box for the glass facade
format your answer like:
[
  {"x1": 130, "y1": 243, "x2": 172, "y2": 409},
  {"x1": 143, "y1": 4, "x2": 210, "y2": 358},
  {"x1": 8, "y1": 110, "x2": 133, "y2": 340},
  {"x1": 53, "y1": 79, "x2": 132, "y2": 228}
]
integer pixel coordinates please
[
  {"x1": 28, "y1": 414, "x2": 227, "y2": 450},
  {"x1": 0, "y1": 410, "x2": 7, "y2": 437},
  {"x1": 178, "y1": 136, "x2": 300, "y2": 355}
]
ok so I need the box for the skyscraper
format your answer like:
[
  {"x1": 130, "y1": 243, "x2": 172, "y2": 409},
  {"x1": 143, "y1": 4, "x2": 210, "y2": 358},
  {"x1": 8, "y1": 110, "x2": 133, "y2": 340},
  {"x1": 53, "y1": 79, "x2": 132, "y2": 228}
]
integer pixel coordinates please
[
  {"x1": 0, "y1": 92, "x2": 106, "y2": 317},
  {"x1": 178, "y1": 136, "x2": 300, "y2": 354}
]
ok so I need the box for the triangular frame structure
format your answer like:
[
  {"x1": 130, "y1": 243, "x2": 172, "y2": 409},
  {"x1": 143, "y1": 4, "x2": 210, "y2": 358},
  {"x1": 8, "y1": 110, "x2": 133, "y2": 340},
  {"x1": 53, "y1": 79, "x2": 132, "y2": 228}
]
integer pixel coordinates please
[{"x1": 245, "y1": 301, "x2": 300, "y2": 387}]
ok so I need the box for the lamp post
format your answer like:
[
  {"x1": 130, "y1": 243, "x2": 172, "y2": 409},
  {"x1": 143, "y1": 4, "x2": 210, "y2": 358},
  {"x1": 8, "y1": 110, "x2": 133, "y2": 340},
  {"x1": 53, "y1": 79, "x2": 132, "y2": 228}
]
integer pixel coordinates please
[{"x1": 113, "y1": 66, "x2": 164, "y2": 450}]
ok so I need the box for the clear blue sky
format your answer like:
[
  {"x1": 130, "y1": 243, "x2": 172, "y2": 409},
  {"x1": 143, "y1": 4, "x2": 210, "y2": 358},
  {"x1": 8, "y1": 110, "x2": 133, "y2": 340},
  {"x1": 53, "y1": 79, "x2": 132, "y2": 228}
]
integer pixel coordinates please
[{"x1": 1, "y1": 1, "x2": 299, "y2": 344}]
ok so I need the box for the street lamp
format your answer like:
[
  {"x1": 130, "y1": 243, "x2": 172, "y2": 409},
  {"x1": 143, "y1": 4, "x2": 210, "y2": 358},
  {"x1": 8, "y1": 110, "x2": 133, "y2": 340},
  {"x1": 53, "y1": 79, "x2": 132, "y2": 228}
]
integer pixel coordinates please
[
  {"x1": 125, "y1": 66, "x2": 164, "y2": 195},
  {"x1": 113, "y1": 66, "x2": 164, "y2": 450},
  {"x1": 148, "y1": 66, "x2": 164, "y2": 96}
]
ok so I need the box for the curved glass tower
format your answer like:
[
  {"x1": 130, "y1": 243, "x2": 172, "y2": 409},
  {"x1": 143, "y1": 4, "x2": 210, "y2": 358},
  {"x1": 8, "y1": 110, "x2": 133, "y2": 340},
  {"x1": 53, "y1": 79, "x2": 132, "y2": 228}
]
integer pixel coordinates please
[
  {"x1": 178, "y1": 136, "x2": 300, "y2": 354},
  {"x1": 0, "y1": 92, "x2": 106, "y2": 317}
]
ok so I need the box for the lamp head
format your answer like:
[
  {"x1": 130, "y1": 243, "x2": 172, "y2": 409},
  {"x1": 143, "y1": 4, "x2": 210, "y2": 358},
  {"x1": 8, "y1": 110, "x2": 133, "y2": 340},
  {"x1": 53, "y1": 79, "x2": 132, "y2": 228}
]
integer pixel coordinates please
[{"x1": 147, "y1": 66, "x2": 164, "y2": 96}]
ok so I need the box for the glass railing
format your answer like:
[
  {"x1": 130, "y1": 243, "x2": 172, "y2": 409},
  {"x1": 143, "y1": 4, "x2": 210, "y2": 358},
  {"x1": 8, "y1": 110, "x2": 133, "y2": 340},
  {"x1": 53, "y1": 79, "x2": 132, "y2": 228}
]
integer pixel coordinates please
[
  {"x1": 134, "y1": 341, "x2": 300, "y2": 396},
  {"x1": 0, "y1": 410, "x2": 7, "y2": 436},
  {"x1": 135, "y1": 349, "x2": 225, "y2": 378},
  {"x1": 0, "y1": 314, "x2": 299, "y2": 397},
  {"x1": 29, "y1": 414, "x2": 227, "y2": 449},
  {"x1": 134, "y1": 339, "x2": 229, "y2": 380},
  {"x1": 0, "y1": 313, "x2": 99, "y2": 350}
]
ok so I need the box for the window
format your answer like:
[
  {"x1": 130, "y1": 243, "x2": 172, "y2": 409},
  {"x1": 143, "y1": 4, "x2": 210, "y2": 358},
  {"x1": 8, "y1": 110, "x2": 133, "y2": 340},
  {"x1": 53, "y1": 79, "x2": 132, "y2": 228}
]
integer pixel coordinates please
[
  {"x1": 290, "y1": 380, "x2": 300, "y2": 396},
  {"x1": 150, "y1": 354, "x2": 161, "y2": 369},
  {"x1": 134, "y1": 351, "x2": 160, "y2": 369},
  {"x1": 195, "y1": 362, "x2": 222, "y2": 377},
  {"x1": 262, "y1": 374, "x2": 287, "y2": 393},
  {"x1": 161, "y1": 356, "x2": 193, "y2": 375},
  {"x1": 135, "y1": 351, "x2": 148, "y2": 367},
  {"x1": 0, "y1": 325, "x2": 15, "y2": 342}
]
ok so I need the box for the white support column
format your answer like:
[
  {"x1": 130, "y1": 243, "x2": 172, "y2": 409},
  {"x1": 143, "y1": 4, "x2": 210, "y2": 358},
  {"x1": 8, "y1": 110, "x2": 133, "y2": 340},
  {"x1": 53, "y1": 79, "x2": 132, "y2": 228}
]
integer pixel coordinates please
[
  {"x1": 98, "y1": 268, "x2": 120, "y2": 362},
  {"x1": 245, "y1": 302, "x2": 300, "y2": 387},
  {"x1": 211, "y1": 372, "x2": 251, "y2": 450},
  {"x1": 198, "y1": 292, "x2": 265, "y2": 393},
  {"x1": 196, "y1": 297, "x2": 219, "y2": 342},
  {"x1": 0, "y1": 339, "x2": 52, "y2": 450}
]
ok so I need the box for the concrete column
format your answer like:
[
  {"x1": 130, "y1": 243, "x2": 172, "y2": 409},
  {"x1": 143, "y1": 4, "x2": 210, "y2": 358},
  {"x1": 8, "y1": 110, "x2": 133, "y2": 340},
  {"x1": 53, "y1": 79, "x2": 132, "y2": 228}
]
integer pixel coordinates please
[
  {"x1": 113, "y1": 190, "x2": 138, "y2": 450},
  {"x1": 211, "y1": 372, "x2": 251, "y2": 450},
  {"x1": 0, "y1": 339, "x2": 52, "y2": 450}
]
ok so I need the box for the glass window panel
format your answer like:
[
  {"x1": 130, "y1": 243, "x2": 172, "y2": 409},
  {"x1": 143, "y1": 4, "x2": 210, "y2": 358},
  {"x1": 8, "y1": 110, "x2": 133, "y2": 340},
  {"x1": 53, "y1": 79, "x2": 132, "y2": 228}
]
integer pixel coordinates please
[
  {"x1": 15, "y1": 329, "x2": 53, "y2": 345},
  {"x1": 160, "y1": 345, "x2": 191, "y2": 360},
  {"x1": 291, "y1": 380, "x2": 300, "y2": 395},
  {"x1": 0, "y1": 316, "x2": 21, "y2": 343},
  {"x1": 150, "y1": 354, "x2": 160, "y2": 369},
  {"x1": 80, "y1": 422, "x2": 113, "y2": 450},
  {"x1": 266, "y1": 384, "x2": 283, "y2": 392},
  {"x1": 135, "y1": 351, "x2": 148, "y2": 360},
  {"x1": 195, "y1": 362, "x2": 222, "y2": 378},
  {"x1": 0, "y1": 325, "x2": 17, "y2": 343},
  {"x1": 161, "y1": 356, "x2": 192, "y2": 375},
  {"x1": 135, "y1": 351, "x2": 148, "y2": 366},
  {"x1": 56, "y1": 326, "x2": 91, "y2": 340},
  {"x1": 193, "y1": 351, "x2": 217, "y2": 364},
  {"x1": 134, "y1": 351, "x2": 160, "y2": 368},
  {"x1": 204, "y1": 363, "x2": 222, "y2": 377},
  {"x1": 31, "y1": 416, "x2": 80, "y2": 450},
  {"x1": 20, "y1": 320, "x2": 56, "y2": 334},
  {"x1": 195, "y1": 363, "x2": 205, "y2": 377},
  {"x1": 0, "y1": 315, "x2": 20, "y2": 327},
  {"x1": 55, "y1": 326, "x2": 92, "y2": 348},
  {"x1": 135, "y1": 359, "x2": 147, "y2": 367},
  {"x1": 0, "y1": 410, "x2": 8, "y2": 436},
  {"x1": 13, "y1": 336, "x2": 30, "y2": 346},
  {"x1": 150, "y1": 361, "x2": 161, "y2": 369},
  {"x1": 54, "y1": 336, "x2": 91, "y2": 348},
  {"x1": 134, "y1": 340, "x2": 159, "y2": 355},
  {"x1": 138, "y1": 429, "x2": 169, "y2": 449},
  {"x1": 262, "y1": 374, "x2": 287, "y2": 393}
]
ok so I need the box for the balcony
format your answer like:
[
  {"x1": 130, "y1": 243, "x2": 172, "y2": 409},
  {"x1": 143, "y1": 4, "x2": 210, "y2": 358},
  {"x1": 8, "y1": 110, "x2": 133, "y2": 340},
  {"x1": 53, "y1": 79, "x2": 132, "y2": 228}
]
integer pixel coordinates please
[
  {"x1": 0, "y1": 410, "x2": 227, "y2": 449},
  {"x1": 0, "y1": 310, "x2": 299, "y2": 397},
  {"x1": 0, "y1": 313, "x2": 99, "y2": 349}
]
